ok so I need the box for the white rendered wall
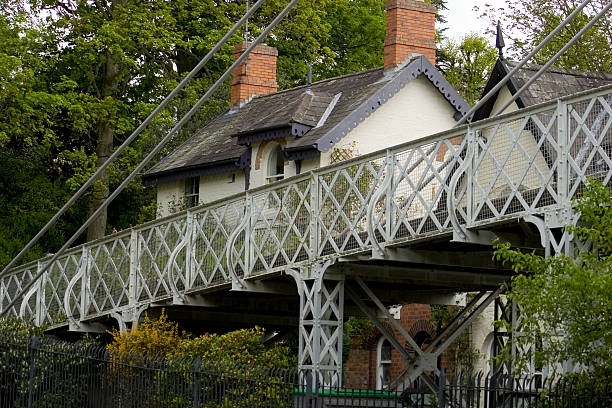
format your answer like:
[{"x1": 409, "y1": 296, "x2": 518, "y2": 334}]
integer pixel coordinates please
[
  {"x1": 156, "y1": 180, "x2": 184, "y2": 218},
  {"x1": 199, "y1": 171, "x2": 245, "y2": 204},
  {"x1": 320, "y1": 76, "x2": 458, "y2": 166},
  {"x1": 155, "y1": 172, "x2": 244, "y2": 218},
  {"x1": 474, "y1": 86, "x2": 551, "y2": 205}
]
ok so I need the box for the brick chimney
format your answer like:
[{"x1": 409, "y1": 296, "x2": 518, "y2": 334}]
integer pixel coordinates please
[
  {"x1": 384, "y1": 0, "x2": 437, "y2": 70},
  {"x1": 231, "y1": 42, "x2": 278, "y2": 106}
]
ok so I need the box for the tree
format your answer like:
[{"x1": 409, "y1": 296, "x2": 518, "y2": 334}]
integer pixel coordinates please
[
  {"x1": 436, "y1": 33, "x2": 497, "y2": 105},
  {"x1": 494, "y1": 180, "x2": 612, "y2": 373},
  {"x1": 480, "y1": 0, "x2": 611, "y2": 72}
]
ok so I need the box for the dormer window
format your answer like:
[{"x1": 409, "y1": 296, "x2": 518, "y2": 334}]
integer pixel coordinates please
[
  {"x1": 185, "y1": 176, "x2": 199, "y2": 208},
  {"x1": 266, "y1": 145, "x2": 284, "y2": 183}
]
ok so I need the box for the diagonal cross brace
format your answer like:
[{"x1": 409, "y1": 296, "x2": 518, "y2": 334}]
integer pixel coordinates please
[
  {"x1": 396, "y1": 286, "x2": 505, "y2": 390},
  {"x1": 344, "y1": 283, "x2": 440, "y2": 394},
  {"x1": 354, "y1": 277, "x2": 424, "y2": 356}
]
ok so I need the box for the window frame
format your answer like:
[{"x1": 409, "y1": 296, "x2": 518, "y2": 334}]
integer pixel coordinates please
[
  {"x1": 376, "y1": 337, "x2": 392, "y2": 390},
  {"x1": 265, "y1": 144, "x2": 285, "y2": 183},
  {"x1": 184, "y1": 176, "x2": 200, "y2": 208}
]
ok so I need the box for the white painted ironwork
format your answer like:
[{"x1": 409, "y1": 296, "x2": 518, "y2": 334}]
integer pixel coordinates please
[{"x1": 0, "y1": 86, "x2": 609, "y2": 345}]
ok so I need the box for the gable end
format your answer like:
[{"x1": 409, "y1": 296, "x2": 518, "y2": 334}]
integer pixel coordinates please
[{"x1": 316, "y1": 56, "x2": 470, "y2": 152}]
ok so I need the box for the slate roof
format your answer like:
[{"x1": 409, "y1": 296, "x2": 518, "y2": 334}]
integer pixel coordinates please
[
  {"x1": 143, "y1": 55, "x2": 470, "y2": 185},
  {"x1": 474, "y1": 59, "x2": 612, "y2": 121}
]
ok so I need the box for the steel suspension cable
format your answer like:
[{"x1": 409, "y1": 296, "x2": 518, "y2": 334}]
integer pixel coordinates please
[
  {"x1": 454, "y1": 0, "x2": 593, "y2": 127},
  {"x1": 0, "y1": 0, "x2": 302, "y2": 317},
  {"x1": 492, "y1": 2, "x2": 611, "y2": 117},
  {"x1": 0, "y1": 0, "x2": 267, "y2": 279}
]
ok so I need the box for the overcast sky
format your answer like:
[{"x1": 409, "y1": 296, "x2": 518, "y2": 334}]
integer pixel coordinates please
[{"x1": 443, "y1": 0, "x2": 509, "y2": 43}]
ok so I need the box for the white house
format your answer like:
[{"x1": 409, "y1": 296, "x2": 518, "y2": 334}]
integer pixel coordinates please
[{"x1": 142, "y1": 0, "x2": 470, "y2": 217}]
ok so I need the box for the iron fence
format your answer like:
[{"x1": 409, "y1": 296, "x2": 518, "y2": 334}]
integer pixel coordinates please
[{"x1": 1, "y1": 331, "x2": 610, "y2": 408}]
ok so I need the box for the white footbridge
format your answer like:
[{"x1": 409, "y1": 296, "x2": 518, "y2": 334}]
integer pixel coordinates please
[{"x1": 2, "y1": 85, "x2": 611, "y2": 386}]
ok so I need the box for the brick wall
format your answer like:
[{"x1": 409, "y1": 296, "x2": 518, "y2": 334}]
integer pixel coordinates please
[
  {"x1": 384, "y1": 0, "x2": 437, "y2": 69},
  {"x1": 344, "y1": 303, "x2": 457, "y2": 389},
  {"x1": 231, "y1": 42, "x2": 278, "y2": 106}
]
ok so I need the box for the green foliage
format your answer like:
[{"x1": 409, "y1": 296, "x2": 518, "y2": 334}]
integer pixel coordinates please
[
  {"x1": 344, "y1": 316, "x2": 375, "y2": 348},
  {"x1": 107, "y1": 310, "x2": 190, "y2": 359},
  {"x1": 430, "y1": 304, "x2": 480, "y2": 373},
  {"x1": 342, "y1": 316, "x2": 375, "y2": 366},
  {"x1": 437, "y1": 34, "x2": 498, "y2": 105},
  {"x1": 494, "y1": 180, "x2": 612, "y2": 372},
  {"x1": 177, "y1": 326, "x2": 294, "y2": 369},
  {"x1": 105, "y1": 311, "x2": 294, "y2": 407},
  {"x1": 481, "y1": 0, "x2": 611, "y2": 72},
  {"x1": 0, "y1": 317, "x2": 46, "y2": 336}
]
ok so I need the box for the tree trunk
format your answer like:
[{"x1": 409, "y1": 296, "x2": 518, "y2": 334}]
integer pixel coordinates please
[{"x1": 87, "y1": 51, "x2": 119, "y2": 241}]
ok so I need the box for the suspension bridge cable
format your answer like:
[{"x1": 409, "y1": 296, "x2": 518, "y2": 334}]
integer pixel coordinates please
[
  {"x1": 454, "y1": 0, "x2": 594, "y2": 127},
  {"x1": 492, "y1": 2, "x2": 612, "y2": 117},
  {"x1": 0, "y1": 0, "x2": 267, "y2": 279},
  {"x1": 0, "y1": 0, "x2": 301, "y2": 318}
]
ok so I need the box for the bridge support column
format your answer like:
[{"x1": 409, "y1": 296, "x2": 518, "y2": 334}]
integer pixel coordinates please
[{"x1": 294, "y1": 265, "x2": 344, "y2": 386}]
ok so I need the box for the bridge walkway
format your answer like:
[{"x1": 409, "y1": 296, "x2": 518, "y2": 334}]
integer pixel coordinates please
[{"x1": 2, "y1": 85, "x2": 610, "y2": 385}]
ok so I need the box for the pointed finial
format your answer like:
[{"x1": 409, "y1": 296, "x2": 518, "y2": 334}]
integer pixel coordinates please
[{"x1": 496, "y1": 20, "x2": 505, "y2": 58}]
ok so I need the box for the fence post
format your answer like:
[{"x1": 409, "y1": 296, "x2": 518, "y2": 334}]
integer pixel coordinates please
[
  {"x1": 438, "y1": 367, "x2": 446, "y2": 408},
  {"x1": 304, "y1": 371, "x2": 312, "y2": 408},
  {"x1": 192, "y1": 359, "x2": 202, "y2": 408},
  {"x1": 27, "y1": 336, "x2": 39, "y2": 408}
]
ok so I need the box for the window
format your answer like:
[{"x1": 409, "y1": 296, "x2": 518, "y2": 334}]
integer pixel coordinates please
[
  {"x1": 376, "y1": 337, "x2": 392, "y2": 389},
  {"x1": 266, "y1": 145, "x2": 284, "y2": 183},
  {"x1": 185, "y1": 176, "x2": 199, "y2": 208}
]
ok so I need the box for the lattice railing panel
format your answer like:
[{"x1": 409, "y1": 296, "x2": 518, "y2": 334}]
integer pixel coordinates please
[
  {"x1": 2, "y1": 264, "x2": 37, "y2": 321},
  {"x1": 88, "y1": 233, "x2": 131, "y2": 315},
  {"x1": 1, "y1": 85, "x2": 609, "y2": 328},
  {"x1": 137, "y1": 218, "x2": 188, "y2": 302},
  {"x1": 567, "y1": 91, "x2": 612, "y2": 198},
  {"x1": 250, "y1": 178, "x2": 312, "y2": 274},
  {"x1": 317, "y1": 156, "x2": 386, "y2": 256},
  {"x1": 42, "y1": 250, "x2": 82, "y2": 326},
  {"x1": 471, "y1": 106, "x2": 560, "y2": 224},
  {"x1": 391, "y1": 134, "x2": 467, "y2": 240},
  {"x1": 191, "y1": 200, "x2": 245, "y2": 289}
]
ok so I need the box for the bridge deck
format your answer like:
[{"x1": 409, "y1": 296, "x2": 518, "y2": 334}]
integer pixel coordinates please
[{"x1": 1, "y1": 85, "x2": 610, "y2": 332}]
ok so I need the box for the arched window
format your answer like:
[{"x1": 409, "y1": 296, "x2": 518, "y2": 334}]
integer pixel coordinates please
[
  {"x1": 266, "y1": 145, "x2": 284, "y2": 183},
  {"x1": 376, "y1": 337, "x2": 392, "y2": 389}
]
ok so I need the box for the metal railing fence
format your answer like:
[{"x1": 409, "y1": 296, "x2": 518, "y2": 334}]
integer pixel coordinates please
[
  {"x1": 1, "y1": 85, "x2": 611, "y2": 329},
  {"x1": 1, "y1": 331, "x2": 610, "y2": 408}
]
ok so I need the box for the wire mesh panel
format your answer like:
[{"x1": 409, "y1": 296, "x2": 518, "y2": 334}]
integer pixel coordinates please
[
  {"x1": 317, "y1": 155, "x2": 386, "y2": 256},
  {"x1": 390, "y1": 133, "x2": 467, "y2": 241},
  {"x1": 136, "y1": 217, "x2": 188, "y2": 302},
  {"x1": 87, "y1": 232, "x2": 132, "y2": 316},
  {"x1": 1, "y1": 263, "x2": 38, "y2": 321},
  {"x1": 250, "y1": 177, "x2": 312, "y2": 275},
  {"x1": 191, "y1": 199, "x2": 245, "y2": 289},
  {"x1": 41, "y1": 250, "x2": 82, "y2": 326},
  {"x1": 471, "y1": 106, "x2": 560, "y2": 225},
  {"x1": 567, "y1": 91, "x2": 612, "y2": 198}
]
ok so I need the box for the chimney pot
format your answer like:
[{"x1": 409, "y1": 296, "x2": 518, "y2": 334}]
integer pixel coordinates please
[
  {"x1": 231, "y1": 42, "x2": 279, "y2": 106},
  {"x1": 384, "y1": 0, "x2": 437, "y2": 70}
]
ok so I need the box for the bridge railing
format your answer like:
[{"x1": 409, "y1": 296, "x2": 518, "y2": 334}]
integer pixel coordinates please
[{"x1": 2, "y1": 85, "x2": 610, "y2": 328}]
